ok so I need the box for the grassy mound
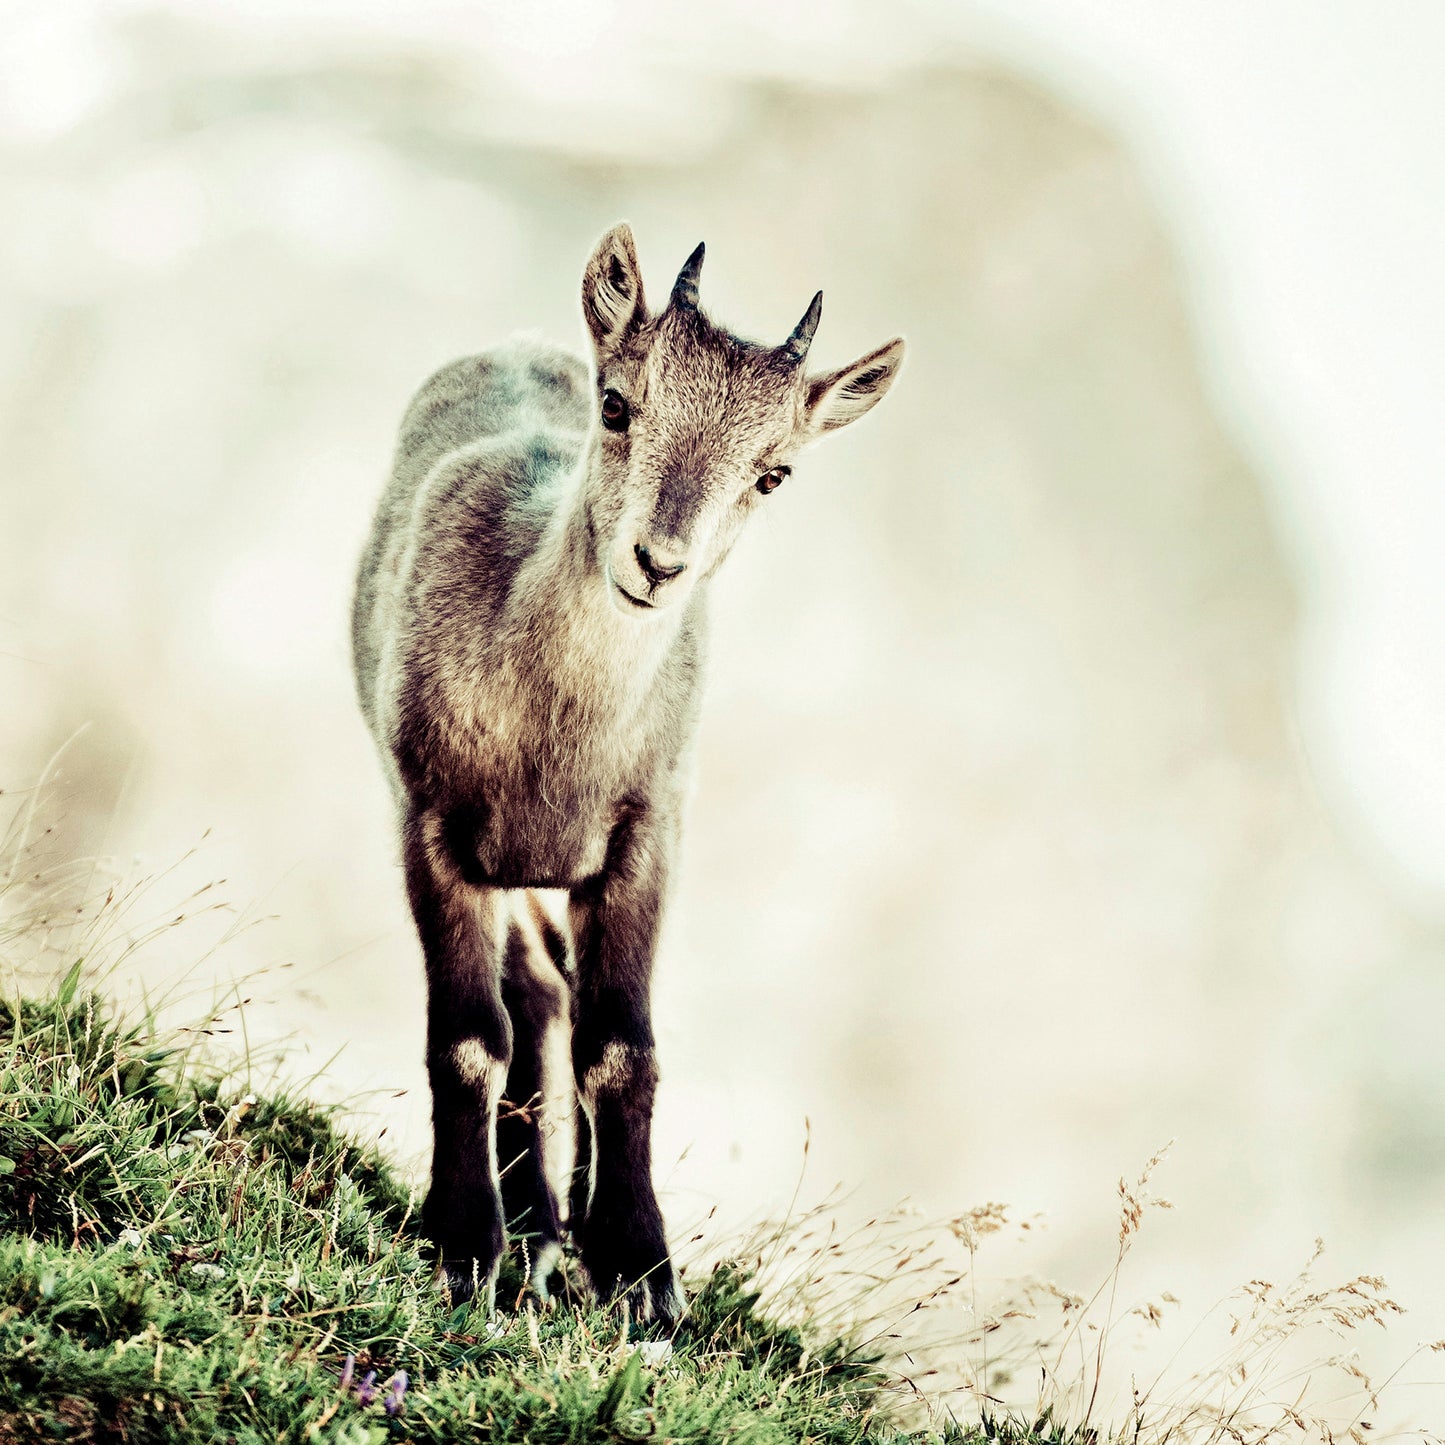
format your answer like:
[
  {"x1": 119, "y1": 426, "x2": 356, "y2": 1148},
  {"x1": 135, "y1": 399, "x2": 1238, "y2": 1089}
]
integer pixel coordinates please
[
  {"x1": 3, "y1": 975, "x2": 1423, "y2": 1442},
  {"x1": 0, "y1": 973, "x2": 976, "y2": 1445}
]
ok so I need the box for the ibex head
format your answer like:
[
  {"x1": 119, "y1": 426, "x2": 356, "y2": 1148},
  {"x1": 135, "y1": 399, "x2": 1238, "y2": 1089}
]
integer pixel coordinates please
[{"x1": 579, "y1": 222, "x2": 905, "y2": 616}]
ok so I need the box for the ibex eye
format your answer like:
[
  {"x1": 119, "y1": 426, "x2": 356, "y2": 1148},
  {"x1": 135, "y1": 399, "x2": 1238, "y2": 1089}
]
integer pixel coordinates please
[
  {"x1": 600, "y1": 389, "x2": 630, "y2": 432},
  {"x1": 756, "y1": 466, "x2": 789, "y2": 494}
]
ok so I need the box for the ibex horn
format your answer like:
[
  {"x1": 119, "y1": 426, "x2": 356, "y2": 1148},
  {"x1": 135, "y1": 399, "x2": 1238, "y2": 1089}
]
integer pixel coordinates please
[
  {"x1": 782, "y1": 291, "x2": 823, "y2": 363},
  {"x1": 671, "y1": 242, "x2": 705, "y2": 310}
]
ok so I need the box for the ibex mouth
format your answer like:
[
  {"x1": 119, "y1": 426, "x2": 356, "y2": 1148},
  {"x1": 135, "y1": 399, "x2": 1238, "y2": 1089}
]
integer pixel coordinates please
[{"x1": 614, "y1": 583, "x2": 656, "y2": 610}]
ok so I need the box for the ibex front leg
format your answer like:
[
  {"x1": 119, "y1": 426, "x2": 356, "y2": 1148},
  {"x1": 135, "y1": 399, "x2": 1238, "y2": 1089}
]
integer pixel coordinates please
[
  {"x1": 569, "y1": 804, "x2": 683, "y2": 1325},
  {"x1": 404, "y1": 807, "x2": 512, "y2": 1311}
]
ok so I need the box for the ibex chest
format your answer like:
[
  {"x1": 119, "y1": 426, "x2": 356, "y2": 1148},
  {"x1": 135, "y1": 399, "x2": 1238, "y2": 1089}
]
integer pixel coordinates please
[{"x1": 401, "y1": 628, "x2": 680, "y2": 889}]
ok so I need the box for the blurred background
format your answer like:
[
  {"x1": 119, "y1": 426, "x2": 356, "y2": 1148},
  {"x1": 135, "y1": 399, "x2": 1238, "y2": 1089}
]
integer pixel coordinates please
[{"x1": 2, "y1": 0, "x2": 1443, "y2": 1418}]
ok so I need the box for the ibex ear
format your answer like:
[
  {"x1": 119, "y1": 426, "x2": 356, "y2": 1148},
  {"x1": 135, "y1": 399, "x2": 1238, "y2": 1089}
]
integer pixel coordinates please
[
  {"x1": 581, "y1": 223, "x2": 647, "y2": 360},
  {"x1": 804, "y1": 337, "x2": 906, "y2": 435}
]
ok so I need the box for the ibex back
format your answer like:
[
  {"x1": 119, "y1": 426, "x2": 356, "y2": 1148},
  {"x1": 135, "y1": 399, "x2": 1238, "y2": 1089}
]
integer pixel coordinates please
[{"x1": 352, "y1": 224, "x2": 904, "y2": 1321}]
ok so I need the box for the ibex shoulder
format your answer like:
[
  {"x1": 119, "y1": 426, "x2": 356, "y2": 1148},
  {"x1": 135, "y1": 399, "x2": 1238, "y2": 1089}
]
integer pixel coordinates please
[{"x1": 398, "y1": 338, "x2": 590, "y2": 466}]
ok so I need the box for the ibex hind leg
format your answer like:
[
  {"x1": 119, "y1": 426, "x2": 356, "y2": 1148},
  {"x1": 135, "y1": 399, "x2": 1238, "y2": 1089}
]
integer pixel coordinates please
[{"x1": 497, "y1": 893, "x2": 570, "y2": 1301}]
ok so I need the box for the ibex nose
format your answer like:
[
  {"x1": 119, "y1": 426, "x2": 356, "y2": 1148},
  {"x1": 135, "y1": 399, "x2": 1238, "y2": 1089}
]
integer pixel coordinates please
[{"x1": 635, "y1": 543, "x2": 686, "y2": 587}]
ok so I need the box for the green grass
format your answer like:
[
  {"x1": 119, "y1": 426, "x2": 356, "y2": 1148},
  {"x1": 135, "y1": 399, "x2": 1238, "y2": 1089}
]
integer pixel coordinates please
[
  {"x1": 2, "y1": 969, "x2": 1427, "y2": 1444},
  {"x1": 0, "y1": 969, "x2": 1000, "y2": 1445}
]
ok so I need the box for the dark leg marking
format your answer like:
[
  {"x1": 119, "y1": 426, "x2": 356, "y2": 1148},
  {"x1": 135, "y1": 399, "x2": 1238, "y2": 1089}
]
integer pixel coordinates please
[
  {"x1": 405, "y1": 806, "x2": 511, "y2": 1310},
  {"x1": 568, "y1": 804, "x2": 684, "y2": 1325}
]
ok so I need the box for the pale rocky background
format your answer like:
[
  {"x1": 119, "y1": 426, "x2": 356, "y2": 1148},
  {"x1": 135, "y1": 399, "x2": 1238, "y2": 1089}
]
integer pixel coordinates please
[{"x1": 2, "y1": 0, "x2": 1443, "y2": 1427}]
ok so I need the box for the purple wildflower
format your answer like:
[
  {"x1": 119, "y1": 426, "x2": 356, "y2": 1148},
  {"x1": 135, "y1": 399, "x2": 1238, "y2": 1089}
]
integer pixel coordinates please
[
  {"x1": 355, "y1": 1370, "x2": 378, "y2": 1406},
  {"x1": 383, "y1": 1372, "x2": 409, "y2": 1417},
  {"x1": 338, "y1": 1354, "x2": 356, "y2": 1392}
]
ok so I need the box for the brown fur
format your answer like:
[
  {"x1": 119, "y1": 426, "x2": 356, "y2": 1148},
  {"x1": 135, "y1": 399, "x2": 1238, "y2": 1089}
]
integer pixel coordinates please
[{"x1": 351, "y1": 224, "x2": 904, "y2": 1319}]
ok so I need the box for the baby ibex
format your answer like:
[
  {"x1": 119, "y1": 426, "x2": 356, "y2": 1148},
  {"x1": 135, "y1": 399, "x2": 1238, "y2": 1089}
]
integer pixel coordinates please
[{"x1": 352, "y1": 224, "x2": 904, "y2": 1321}]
